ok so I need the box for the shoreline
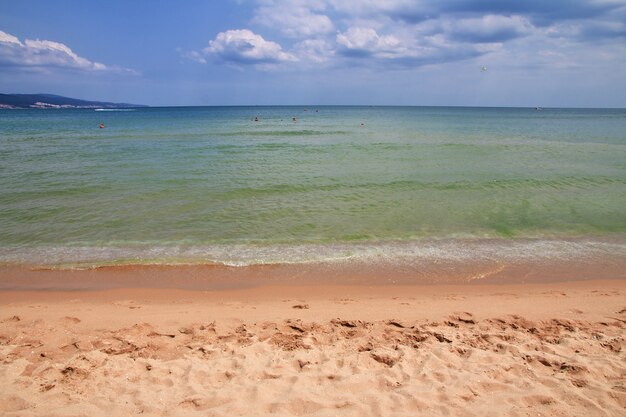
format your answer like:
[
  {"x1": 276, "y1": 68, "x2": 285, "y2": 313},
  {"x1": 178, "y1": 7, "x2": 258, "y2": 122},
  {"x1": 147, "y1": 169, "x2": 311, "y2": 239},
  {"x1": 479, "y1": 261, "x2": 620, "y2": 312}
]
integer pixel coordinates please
[
  {"x1": 2, "y1": 241, "x2": 624, "y2": 416},
  {"x1": 2, "y1": 236, "x2": 625, "y2": 268},
  {"x1": 1, "y1": 249, "x2": 625, "y2": 291}
]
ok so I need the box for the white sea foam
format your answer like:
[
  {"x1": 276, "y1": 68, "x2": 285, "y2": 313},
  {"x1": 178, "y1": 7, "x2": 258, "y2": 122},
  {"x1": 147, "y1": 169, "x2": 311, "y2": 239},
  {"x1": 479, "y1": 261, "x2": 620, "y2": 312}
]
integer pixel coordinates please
[
  {"x1": 1, "y1": 238, "x2": 624, "y2": 269},
  {"x1": 94, "y1": 108, "x2": 136, "y2": 111}
]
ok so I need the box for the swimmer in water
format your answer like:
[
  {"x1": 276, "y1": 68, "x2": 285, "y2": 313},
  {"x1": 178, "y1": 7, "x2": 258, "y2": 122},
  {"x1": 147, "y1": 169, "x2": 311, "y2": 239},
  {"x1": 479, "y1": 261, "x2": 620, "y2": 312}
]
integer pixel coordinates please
[
  {"x1": 254, "y1": 116, "x2": 259, "y2": 122},
  {"x1": 99, "y1": 123, "x2": 105, "y2": 129}
]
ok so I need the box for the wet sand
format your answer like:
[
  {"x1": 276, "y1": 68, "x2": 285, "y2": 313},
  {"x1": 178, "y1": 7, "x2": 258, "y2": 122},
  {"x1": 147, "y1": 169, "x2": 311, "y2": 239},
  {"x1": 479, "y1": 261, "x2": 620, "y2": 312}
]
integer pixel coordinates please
[
  {"x1": 0, "y1": 265, "x2": 625, "y2": 416},
  {"x1": 1, "y1": 248, "x2": 626, "y2": 292}
]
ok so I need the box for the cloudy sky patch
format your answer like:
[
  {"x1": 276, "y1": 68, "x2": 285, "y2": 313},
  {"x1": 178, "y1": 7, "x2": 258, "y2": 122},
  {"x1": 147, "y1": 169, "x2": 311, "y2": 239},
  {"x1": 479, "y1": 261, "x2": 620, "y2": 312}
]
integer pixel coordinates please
[
  {"x1": 0, "y1": 29, "x2": 134, "y2": 73},
  {"x1": 203, "y1": 29, "x2": 295, "y2": 65},
  {"x1": 0, "y1": 0, "x2": 624, "y2": 106}
]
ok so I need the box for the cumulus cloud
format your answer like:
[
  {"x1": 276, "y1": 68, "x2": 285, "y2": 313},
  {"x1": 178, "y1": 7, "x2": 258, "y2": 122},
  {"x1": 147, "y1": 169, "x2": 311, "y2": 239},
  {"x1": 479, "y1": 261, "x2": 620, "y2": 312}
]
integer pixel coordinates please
[
  {"x1": 0, "y1": 30, "x2": 134, "y2": 73},
  {"x1": 336, "y1": 27, "x2": 408, "y2": 59},
  {"x1": 253, "y1": 2, "x2": 334, "y2": 38},
  {"x1": 294, "y1": 39, "x2": 335, "y2": 63},
  {"x1": 186, "y1": 0, "x2": 626, "y2": 71},
  {"x1": 203, "y1": 29, "x2": 295, "y2": 65},
  {"x1": 334, "y1": 26, "x2": 500, "y2": 68}
]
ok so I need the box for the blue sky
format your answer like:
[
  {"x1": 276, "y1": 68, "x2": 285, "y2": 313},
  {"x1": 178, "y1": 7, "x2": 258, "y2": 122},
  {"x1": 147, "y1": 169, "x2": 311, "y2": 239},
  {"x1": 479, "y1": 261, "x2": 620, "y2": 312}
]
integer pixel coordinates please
[{"x1": 1, "y1": 0, "x2": 625, "y2": 107}]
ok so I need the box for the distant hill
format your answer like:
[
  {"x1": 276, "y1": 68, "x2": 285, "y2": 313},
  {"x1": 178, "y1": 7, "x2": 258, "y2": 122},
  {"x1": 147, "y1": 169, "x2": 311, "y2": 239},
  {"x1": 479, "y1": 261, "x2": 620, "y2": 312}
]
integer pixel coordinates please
[{"x1": 0, "y1": 93, "x2": 147, "y2": 109}]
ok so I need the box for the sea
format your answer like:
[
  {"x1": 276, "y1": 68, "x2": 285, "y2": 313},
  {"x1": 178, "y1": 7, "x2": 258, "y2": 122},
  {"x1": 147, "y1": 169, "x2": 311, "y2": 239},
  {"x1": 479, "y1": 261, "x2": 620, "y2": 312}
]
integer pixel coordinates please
[{"x1": 1, "y1": 106, "x2": 625, "y2": 272}]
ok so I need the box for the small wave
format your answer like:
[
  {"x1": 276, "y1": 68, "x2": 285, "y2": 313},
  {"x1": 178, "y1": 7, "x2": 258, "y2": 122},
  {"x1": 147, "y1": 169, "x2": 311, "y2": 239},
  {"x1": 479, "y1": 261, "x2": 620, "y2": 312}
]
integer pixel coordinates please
[
  {"x1": 94, "y1": 108, "x2": 136, "y2": 112},
  {"x1": 220, "y1": 130, "x2": 350, "y2": 137},
  {"x1": 1, "y1": 238, "x2": 624, "y2": 269}
]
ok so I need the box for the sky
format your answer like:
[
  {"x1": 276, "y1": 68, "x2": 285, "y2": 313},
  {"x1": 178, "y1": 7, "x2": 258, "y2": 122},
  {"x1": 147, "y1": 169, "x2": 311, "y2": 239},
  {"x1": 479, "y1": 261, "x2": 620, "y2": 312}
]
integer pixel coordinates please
[{"x1": 1, "y1": 0, "x2": 625, "y2": 107}]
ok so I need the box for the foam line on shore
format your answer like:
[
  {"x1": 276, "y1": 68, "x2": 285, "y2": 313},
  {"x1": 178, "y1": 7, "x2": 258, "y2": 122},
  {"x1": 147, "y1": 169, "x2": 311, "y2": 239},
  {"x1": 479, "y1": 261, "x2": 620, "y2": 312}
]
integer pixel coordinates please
[{"x1": 1, "y1": 237, "x2": 624, "y2": 269}]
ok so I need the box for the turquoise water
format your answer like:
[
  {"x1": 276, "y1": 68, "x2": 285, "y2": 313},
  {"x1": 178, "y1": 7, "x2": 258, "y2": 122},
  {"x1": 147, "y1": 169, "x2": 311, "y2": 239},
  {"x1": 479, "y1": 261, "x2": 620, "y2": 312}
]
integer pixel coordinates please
[{"x1": 1, "y1": 106, "x2": 625, "y2": 266}]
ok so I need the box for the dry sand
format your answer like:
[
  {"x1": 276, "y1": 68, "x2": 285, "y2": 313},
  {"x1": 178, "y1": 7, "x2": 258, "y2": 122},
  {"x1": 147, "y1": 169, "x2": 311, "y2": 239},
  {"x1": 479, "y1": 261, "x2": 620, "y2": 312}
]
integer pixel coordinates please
[{"x1": 0, "y1": 270, "x2": 625, "y2": 416}]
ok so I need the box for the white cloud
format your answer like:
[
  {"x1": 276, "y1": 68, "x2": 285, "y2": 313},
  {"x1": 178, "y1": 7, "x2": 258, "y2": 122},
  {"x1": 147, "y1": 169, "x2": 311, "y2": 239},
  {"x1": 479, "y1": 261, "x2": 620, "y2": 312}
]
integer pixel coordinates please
[
  {"x1": 336, "y1": 27, "x2": 408, "y2": 58},
  {"x1": 0, "y1": 30, "x2": 22, "y2": 45},
  {"x1": 203, "y1": 29, "x2": 295, "y2": 65},
  {"x1": 333, "y1": 25, "x2": 504, "y2": 68},
  {"x1": 22, "y1": 39, "x2": 107, "y2": 70},
  {"x1": 185, "y1": 0, "x2": 625, "y2": 73},
  {"x1": 253, "y1": 3, "x2": 334, "y2": 38},
  {"x1": 294, "y1": 38, "x2": 335, "y2": 62},
  {"x1": 0, "y1": 30, "x2": 134, "y2": 73}
]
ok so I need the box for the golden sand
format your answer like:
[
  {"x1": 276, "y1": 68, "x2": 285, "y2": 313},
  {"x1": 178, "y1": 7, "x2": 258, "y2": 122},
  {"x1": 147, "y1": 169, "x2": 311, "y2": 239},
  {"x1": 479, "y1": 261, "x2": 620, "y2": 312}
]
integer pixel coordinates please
[{"x1": 1, "y1": 269, "x2": 624, "y2": 416}]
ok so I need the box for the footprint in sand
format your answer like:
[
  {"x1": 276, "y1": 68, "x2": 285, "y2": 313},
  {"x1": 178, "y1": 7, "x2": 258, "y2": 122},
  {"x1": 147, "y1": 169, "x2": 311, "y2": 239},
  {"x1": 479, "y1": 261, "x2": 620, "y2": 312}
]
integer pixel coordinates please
[
  {"x1": 61, "y1": 316, "x2": 81, "y2": 324},
  {"x1": 0, "y1": 395, "x2": 31, "y2": 412}
]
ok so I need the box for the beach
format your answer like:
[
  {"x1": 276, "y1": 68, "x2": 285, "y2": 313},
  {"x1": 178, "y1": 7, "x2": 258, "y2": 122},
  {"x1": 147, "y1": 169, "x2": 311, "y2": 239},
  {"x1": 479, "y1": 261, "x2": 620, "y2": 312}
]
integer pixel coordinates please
[
  {"x1": 1, "y1": 266, "x2": 625, "y2": 417},
  {"x1": 3, "y1": 0, "x2": 626, "y2": 412},
  {"x1": 1, "y1": 106, "x2": 625, "y2": 415}
]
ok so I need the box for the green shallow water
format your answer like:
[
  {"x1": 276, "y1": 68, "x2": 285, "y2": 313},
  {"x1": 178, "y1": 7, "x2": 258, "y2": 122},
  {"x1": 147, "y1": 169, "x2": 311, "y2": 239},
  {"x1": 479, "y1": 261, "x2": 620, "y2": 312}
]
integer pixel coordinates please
[{"x1": 1, "y1": 106, "x2": 625, "y2": 266}]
